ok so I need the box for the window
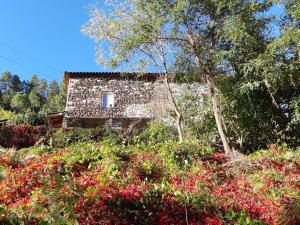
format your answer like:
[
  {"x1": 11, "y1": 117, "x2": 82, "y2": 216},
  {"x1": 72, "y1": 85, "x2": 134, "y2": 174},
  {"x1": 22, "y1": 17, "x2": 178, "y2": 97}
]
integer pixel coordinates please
[{"x1": 101, "y1": 92, "x2": 114, "y2": 108}]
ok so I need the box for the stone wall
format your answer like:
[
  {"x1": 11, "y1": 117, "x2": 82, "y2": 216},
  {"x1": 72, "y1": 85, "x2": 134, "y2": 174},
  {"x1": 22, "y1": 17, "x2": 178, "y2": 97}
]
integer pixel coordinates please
[
  {"x1": 66, "y1": 77, "x2": 157, "y2": 119},
  {"x1": 65, "y1": 76, "x2": 206, "y2": 128}
]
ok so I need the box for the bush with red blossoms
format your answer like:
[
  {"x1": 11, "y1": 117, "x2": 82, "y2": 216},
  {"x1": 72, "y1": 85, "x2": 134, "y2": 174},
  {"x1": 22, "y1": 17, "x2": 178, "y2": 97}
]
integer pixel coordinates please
[
  {"x1": 0, "y1": 141, "x2": 299, "y2": 224},
  {"x1": 0, "y1": 125, "x2": 47, "y2": 149}
]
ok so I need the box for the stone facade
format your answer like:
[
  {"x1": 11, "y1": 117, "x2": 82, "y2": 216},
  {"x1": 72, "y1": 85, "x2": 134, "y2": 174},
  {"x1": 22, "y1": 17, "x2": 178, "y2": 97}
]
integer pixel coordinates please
[
  {"x1": 66, "y1": 77, "x2": 156, "y2": 118},
  {"x1": 64, "y1": 72, "x2": 206, "y2": 128}
]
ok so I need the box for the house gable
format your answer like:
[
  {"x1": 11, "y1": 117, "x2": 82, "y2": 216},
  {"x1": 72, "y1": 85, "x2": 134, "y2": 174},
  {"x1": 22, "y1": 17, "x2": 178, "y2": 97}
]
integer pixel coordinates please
[
  {"x1": 64, "y1": 71, "x2": 206, "y2": 128},
  {"x1": 64, "y1": 72, "x2": 162, "y2": 124}
]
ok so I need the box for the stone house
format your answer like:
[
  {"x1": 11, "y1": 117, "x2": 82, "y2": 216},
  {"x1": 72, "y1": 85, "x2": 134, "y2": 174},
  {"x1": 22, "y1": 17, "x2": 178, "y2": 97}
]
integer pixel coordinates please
[{"x1": 64, "y1": 72, "x2": 205, "y2": 129}]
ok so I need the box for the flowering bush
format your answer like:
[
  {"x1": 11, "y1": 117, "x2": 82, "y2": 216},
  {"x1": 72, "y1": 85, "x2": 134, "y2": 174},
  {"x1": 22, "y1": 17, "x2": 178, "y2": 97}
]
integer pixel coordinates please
[
  {"x1": 0, "y1": 141, "x2": 299, "y2": 224},
  {"x1": 0, "y1": 125, "x2": 47, "y2": 149}
]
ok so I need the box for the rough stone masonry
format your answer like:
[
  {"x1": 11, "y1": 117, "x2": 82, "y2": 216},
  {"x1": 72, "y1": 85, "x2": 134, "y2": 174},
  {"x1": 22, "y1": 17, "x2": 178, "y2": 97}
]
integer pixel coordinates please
[{"x1": 64, "y1": 72, "x2": 206, "y2": 128}]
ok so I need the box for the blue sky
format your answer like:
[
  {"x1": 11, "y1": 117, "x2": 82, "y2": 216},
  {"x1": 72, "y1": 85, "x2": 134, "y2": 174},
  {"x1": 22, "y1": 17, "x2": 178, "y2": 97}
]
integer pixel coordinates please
[
  {"x1": 0, "y1": 1, "x2": 284, "y2": 82},
  {"x1": 0, "y1": 0, "x2": 107, "y2": 82}
]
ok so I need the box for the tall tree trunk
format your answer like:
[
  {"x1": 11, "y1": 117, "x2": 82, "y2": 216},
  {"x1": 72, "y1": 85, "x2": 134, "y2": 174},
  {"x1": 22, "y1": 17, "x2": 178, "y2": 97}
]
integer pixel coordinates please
[
  {"x1": 205, "y1": 74, "x2": 231, "y2": 155},
  {"x1": 187, "y1": 33, "x2": 231, "y2": 154},
  {"x1": 163, "y1": 76, "x2": 184, "y2": 142},
  {"x1": 157, "y1": 41, "x2": 184, "y2": 142}
]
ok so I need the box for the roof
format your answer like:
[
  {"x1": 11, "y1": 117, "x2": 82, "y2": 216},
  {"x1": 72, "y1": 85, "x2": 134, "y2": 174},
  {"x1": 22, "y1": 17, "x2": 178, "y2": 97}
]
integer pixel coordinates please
[
  {"x1": 63, "y1": 71, "x2": 163, "y2": 92},
  {"x1": 46, "y1": 112, "x2": 65, "y2": 117},
  {"x1": 64, "y1": 71, "x2": 162, "y2": 89}
]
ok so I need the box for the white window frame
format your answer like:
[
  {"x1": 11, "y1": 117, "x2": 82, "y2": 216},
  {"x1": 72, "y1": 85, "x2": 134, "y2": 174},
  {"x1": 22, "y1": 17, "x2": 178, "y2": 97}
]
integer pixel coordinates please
[{"x1": 101, "y1": 91, "x2": 115, "y2": 108}]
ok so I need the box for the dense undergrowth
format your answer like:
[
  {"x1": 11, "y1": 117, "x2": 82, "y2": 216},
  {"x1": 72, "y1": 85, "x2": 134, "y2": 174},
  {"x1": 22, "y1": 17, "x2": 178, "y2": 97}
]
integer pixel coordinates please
[
  {"x1": 0, "y1": 125, "x2": 47, "y2": 149},
  {"x1": 0, "y1": 134, "x2": 300, "y2": 225}
]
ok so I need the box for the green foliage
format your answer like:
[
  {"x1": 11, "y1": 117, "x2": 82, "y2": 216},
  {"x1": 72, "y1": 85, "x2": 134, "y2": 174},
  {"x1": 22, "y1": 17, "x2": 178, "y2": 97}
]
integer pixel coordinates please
[
  {"x1": 134, "y1": 121, "x2": 178, "y2": 144},
  {"x1": 82, "y1": 0, "x2": 300, "y2": 152},
  {"x1": 179, "y1": 94, "x2": 217, "y2": 143},
  {"x1": 64, "y1": 142, "x2": 102, "y2": 167},
  {"x1": 290, "y1": 97, "x2": 300, "y2": 125},
  {"x1": 28, "y1": 90, "x2": 42, "y2": 110},
  {"x1": 10, "y1": 92, "x2": 30, "y2": 112},
  {"x1": 47, "y1": 80, "x2": 60, "y2": 96},
  {"x1": 10, "y1": 75, "x2": 22, "y2": 93},
  {"x1": 0, "y1": 107, "x2": 14, "y2": 120},
  {"x1": 212, "y1": 0, "x2": 300, "y2": 149},
  {"x1": 225, "y1": 210, "x2": 266, "y2": 225},
  {"x1": 52, "y1": 127, "x2": 105, "y2": 148},
  {"x1": 158, "y1": 140, "x2": 214, "y2": 170},
  {"x1": 10, "y1": 109, "x2": 47, "y2": 126},
  {"x1": 0, "y1": 71, "x2": 66, "y2": 115},
  {"x1": 1, "y1": 92, "x2": 12, "y2": 110},
  {"x1": 1, "y1": 71, "x2": 12, "y2": 82},
  {"x1": 43, "y1": 81, "x2": 66, "y2": 113},
  {"x1": 1, "y1": 135, "x2": 300, "y2": 224},
  {"x1": 29, "y1": 74, "x2": 39, "y2": 90}
]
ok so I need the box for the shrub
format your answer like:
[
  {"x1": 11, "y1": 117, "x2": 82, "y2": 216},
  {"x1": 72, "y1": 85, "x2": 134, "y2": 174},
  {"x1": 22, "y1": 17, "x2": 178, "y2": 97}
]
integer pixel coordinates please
[
  {"x1": 10, "y1": 109, "x2": 47, "y2": 126},
  {"x1": 135, "y1": 121, "x2": 178, "y2": 144},
  {"x1": 0, "y1": 107, "x2": 14, "y2": 120},
  {"x1": 0, "y1": 125, "x2": 47, "y2": 149},
  {"x1": 0, "y1": 141, "x2": 300, "y2": 224},
  {"x1": 159, "y1": 141, "x2": 214, "y2": 170},
  {"x1": 52, "y1": 127, "x2": 106, "y2": 148}
]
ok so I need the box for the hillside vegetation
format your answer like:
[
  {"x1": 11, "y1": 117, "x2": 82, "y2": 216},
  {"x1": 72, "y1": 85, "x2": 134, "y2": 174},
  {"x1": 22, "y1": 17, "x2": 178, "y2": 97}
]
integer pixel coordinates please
[
  {"x1": 0, "y1": 0, "x2": 300, "y2": 224},
  {"x1": 0, "y1": 127, "x2": 299, "y2": 225},
  {"x1": 0, "y1": 71, "x2": 65, "y2": 125}
]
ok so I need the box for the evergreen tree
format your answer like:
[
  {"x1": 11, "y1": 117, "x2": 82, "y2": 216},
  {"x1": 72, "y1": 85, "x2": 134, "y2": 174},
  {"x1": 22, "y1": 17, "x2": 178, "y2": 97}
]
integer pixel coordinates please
[
  {"x1": 2, "y1": 92, "x2": 12, "y2": 111},
  {"x1": 11, "y1": 75, "x2": 22, "y2": 93},
  {"x1": 29, "y1": 90, "x2": 42, "y2": 111},
  {"x1": 39, "y1": 79, "x2": 48, "y2": 97},
  {"x1": 43, "y1": 81, "x2": 66, "y2": 113},
  {"x1": 1, "y1": 71, "x2": 12, "y2": 82},
  {"x1": 11, "y1": 92, "x2": 30, "y2": 112},
  {"x1": 29, "y1": 74, "x2": 40, "y2": 91},
  {"x1": 48, "y1": 80, "x2": 60, "y2": 96},
  {"x1": 0, "y1": 70, "x2": 66, "y2": 115},
  {"x1": 22, "y1": 80, "x2": 31, "y2": 94}
]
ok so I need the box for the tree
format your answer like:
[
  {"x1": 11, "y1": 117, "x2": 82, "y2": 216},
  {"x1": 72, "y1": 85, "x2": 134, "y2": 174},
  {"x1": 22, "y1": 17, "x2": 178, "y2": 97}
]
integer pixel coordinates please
[
  {"x1": 82, "y1": 2, "x2": 187, "y2": 142},
  {"x1": 43, "y1": 81, "x2": 66, "y2": 113},
  {"x1": 11, "y1": 92, "x2": 30, "y2": 112},
  {"x1": 1, "y1": 92, "x2": 12, "y2": 110},
  {"x1": 1, "y1": 71, "x2": 13, "y2": 93},
  {"x1": 11, "y1": 75, "x2": 22, "y2": 93},
  {"x1": 0, "y1": 70, "x2": 66, "y2": 115},
  {"x1": 29, "y1": 90, "x2": 42, "y2": 111},
  {"x1": 29, "y1": 74, "x2": 40, "y2": 91},
  {"x1": 1, "y1": 71, "x2": 12, "y2": 82},
  {"x1": 38, "y1": 79, "x2": 48, "y2": 97},
  {"x1": 22, "y1": 80, "x2": 31, "y2": 94},
  {"x1": 82, "y1": 0, "x2": 274, "y2": 154},
  {"x1": 48, "y1": 80, "x2": 60, "y2": 96},
  {"x1": 206, "y1": 0, "x2": 300, "y2": 150}
]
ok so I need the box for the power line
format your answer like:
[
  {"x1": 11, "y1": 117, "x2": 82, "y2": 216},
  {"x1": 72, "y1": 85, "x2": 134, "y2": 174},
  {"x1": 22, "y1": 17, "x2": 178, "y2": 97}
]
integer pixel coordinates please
[
  {"x1": 0, "y1": 55, "x2": 29, "y2": 69},
  {"x1": 0, "y1": 41, "x2": 63, "y2": 74},
  {"x1": 0, "y1": 54, "x2": 60, "y2": 81}
]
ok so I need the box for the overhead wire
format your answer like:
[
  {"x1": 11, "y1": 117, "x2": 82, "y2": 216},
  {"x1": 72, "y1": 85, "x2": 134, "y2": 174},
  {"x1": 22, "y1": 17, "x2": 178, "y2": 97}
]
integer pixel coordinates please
[
  {"x1": 0, "y1": 54, "x2": 61, "y2": 81},
  {"x1": 0, "y1": 55, "x2": 28, "y2": 69},
  {"x1": 0, "y1": 41, "x2": 63, "y2": 74}
]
